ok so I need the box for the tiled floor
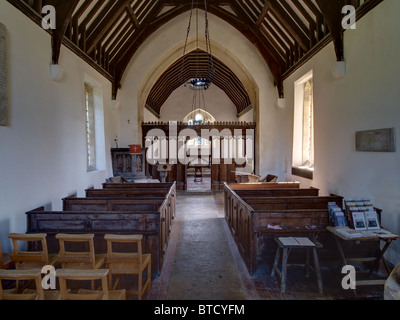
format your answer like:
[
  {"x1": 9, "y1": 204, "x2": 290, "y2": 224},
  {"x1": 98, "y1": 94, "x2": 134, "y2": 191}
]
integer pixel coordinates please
[{"x1": 148, "y1": 192, "x2": 386, "y2": 300}]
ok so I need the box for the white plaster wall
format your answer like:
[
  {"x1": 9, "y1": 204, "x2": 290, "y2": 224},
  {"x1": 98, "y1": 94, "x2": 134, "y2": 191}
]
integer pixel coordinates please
[
  {"x1": 143, "y1": 107, "x2": 159, "y2": 122},
  {"x1": 119, "y1": 11, "x2": 286, "y2": 177},
  {"x1": 158, "y1": 84, "x2": 238, "y2": 122},
  {"x1": 284, "y1": 0, "x2": 400, "y2": 262},
  {"x1": 0, "y1": 2, "x2": 117, "y2": 252},
  {"x1": 238, "y1": 109, "x2": 255, "y2": 123}
]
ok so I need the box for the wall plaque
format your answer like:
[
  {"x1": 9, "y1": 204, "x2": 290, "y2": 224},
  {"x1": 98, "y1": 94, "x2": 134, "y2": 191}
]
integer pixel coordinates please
[
  {"x1": 0, "y1": 23, "x2": 8, "y2": 126},
  {"x1": 356, "y1": 128, "x2": 395, "y2": 152}
]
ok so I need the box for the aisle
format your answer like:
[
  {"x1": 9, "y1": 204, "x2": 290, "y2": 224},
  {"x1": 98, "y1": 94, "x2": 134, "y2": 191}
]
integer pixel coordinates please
[{"x1": 165, "y1": 193, "x2": 247, "y2": 300}]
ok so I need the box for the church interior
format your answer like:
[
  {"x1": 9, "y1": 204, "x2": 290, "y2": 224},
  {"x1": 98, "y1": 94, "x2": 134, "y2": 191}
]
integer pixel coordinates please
[{"x1": 0, "y1": 0, "x2": 400, "y2": 302}]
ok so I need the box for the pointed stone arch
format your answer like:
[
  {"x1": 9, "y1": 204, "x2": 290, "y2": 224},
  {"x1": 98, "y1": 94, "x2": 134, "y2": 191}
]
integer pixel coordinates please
[{"x1": 137, "y1": 36, "x2": 259, "y2": 138}]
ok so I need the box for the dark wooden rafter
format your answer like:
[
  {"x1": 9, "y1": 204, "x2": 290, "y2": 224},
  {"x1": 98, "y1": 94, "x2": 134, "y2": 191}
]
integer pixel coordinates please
[
  {"x1": 211, "y1": 1, "x2": 286, "y2": 96},
  {"x1": 85, "y1": 0, "x2": 130, "y2": 56},
  {"x1": 315, "y1": 0, "x2": 346, "y2": 62},
  {"x1": 146, "y1": 49, "x2": 252, "y2": 116},
  {"x1": 9, "y1": 0, "x2": 386, "y2": 108},
  {"x1": 42, "y1": 0, "x2": 80, "y2": 64}
]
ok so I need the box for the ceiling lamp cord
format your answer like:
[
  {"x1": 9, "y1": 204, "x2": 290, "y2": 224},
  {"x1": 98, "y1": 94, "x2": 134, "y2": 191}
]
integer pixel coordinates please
[{"x1": 178, "y1": 0, "x2": 215, "y2": 90}]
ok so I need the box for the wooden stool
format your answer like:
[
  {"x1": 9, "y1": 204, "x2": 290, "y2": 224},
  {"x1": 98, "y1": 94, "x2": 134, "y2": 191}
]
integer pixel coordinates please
[{"x1": 271, "y1": 237, "x2": 323, "y2": 294}]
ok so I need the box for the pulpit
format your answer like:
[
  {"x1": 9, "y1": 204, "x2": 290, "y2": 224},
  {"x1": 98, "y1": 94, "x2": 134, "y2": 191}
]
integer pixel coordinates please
[{"x1": 111, "y1": 148, "x2": 148, "y2": 181}]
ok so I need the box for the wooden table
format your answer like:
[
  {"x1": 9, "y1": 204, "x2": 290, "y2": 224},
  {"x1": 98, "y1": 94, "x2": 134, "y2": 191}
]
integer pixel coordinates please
[{"x1": 327, "y1": 226, "x2": 400, "y2": 287}]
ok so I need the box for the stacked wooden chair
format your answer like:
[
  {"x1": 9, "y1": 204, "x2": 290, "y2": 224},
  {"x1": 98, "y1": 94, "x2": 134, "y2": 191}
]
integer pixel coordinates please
[
  {"x1": 55, "y1": 234, "x2": 107, "y2": 290},
  {"x1": 56, "y1": 269, "x2": 126, "y2": 300},
  {"x1": 0, "y1": 241, "x2": 11, "y2": 270},
  {"x1": 0, "y1": 269, "x2": 45, "y2": 300},
  {"x1": 8, "y1": 233, "x2": 59, "y2": 270},
  {"x1": 105, "y1": 234, "x2": 151, "y2": 300},
  {"x1": 1, "y1": 232, "x2": 152, "y2": 300}
]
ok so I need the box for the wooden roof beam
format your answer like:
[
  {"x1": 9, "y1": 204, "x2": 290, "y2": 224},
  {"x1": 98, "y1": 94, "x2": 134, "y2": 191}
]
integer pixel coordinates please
[
  {"x1": 227, "y1": 0, "x2": 285, "y2": 97},
  {"x1": 266, "y1": 0, "x2": 309, "y2": 52},
  {"x1": 255, "y1": 1, "x2": 270, "y2": 28},
  {"x1": 42, "y1": 0, "x2": 80, "y2": 64},
  {"x1": 85, "y1": 0, "x2": 130, "y2": 55},
  {"x1": 315, "y1": 0, "x2": 346, "y2": 61},
  {"x1": 126, "y1": 3, "x2": 140, "y2": 29}
]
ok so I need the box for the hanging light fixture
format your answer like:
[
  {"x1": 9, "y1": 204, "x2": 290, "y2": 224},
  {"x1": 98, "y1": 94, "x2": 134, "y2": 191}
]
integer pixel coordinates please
[
  {"x1": 191, "y1": 88, "x2": 208, "y2": 125},
  {"x1": 179, "y1": 0, "x2": 215, "y2": 90}
]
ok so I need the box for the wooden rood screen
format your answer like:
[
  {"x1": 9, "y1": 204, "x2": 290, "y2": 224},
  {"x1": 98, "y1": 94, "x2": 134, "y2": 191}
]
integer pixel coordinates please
[
  {"x1": 141, "y1": 122, "x2": 256, "y2": 191},
  {"x1": 224, "y1": 183, "x2": 343, "y2": 275}
]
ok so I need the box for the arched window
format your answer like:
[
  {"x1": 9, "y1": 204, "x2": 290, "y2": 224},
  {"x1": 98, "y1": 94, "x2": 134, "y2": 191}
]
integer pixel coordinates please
[{"x1": 183, "y1": 109, "x2": 216, "y2": 125}]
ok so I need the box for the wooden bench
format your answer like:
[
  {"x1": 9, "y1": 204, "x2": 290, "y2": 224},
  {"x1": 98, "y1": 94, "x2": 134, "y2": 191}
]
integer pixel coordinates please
[
  {"x1": 86, "y1": 188, "x2": 171, "y2": 198},
  {"x1": 102, "y1": 182, "x2": 174, "y2": 189},
  {"x1": 242, "y1": 195, "x2": 343, "y2": 211},
  {"x1": 86, "y1": 183, "x2": 176, "y2": 219},
  {"x1": 233, "y1": 187, "x2": 320, "y2": 198},
  {"x1": 227, "y1": 182, "x2": 301, "y2": 190},
  {"x1": 62, "y1": 196, "x2": 174, "y2": 256},
  {"x1": 62, "y1": 197, "x2": 165, "y2": 212},
  {"x1": 223, "y1": 183, "x2": 342, "y2": 275}
]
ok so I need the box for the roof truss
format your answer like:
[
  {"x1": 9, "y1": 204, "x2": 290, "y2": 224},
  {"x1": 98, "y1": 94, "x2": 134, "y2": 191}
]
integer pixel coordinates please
[{"x1": 9, "y1": 0, "x2": 384, "y2": 114}]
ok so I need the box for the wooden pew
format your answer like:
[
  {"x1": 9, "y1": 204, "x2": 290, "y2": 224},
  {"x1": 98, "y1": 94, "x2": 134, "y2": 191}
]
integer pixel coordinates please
[
  {"x1": 26, "y1": 209, "x2": 165, "y2": 278},
  {"x1": 85, "y1": 184, "x2": 176, "y2": 220},
  {"x1": 242, "y1": 195, "x2": 343, "y2": 211},
  {"x1": 227, "y1": 182, "x2": 301, "y2": 190},
  {"x1": 223, "y1": 183, "x2": 343, "y2": 275},
  {"x1": 102, "y1": 182, "x2": 174, "y2": 189},
  {"x1": 86, "y1": 188, "x2": 171, "y2": 198},
  {"x1": 62, "y1": 196, "x2": 174, "y2": 259},
  {"x1": 26, "y1": 183, "x2": 177, "y2": 278},
  {"x1": 62, "y1": 197, "x2": 165, "y2": 212},
  {"x1": 233, "y1": 187, "x2": 320, "y2": 198}
]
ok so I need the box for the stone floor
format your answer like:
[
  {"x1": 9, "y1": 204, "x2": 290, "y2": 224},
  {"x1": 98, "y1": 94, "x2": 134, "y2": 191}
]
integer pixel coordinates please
[
  {"x1": 186, "y1": 172, "x2": 211, "y2": 192},
  {"x1": 147, "y1": 192, "x2": 386, "y2": 301}
]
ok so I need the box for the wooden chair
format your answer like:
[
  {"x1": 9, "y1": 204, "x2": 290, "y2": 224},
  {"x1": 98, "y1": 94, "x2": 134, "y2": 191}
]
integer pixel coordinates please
[
  {"x1": 0, "y1": 241, "x2": 12, "y2": 270},
  {"x1": 56, "y1": 269, "x2": 126, "y2": 300},
  {"x1": 104, "y1": 234, "x2": 151, "y2": 300},
  {"x1": 55, "y1": 234, "x2": 105, "y2": 270},
  {"x1": 0, "y1": 269, "x2": 44, "y2": 300},
  {"x1": 8, "y1": 233, "x2": 58, "y2": 270}
]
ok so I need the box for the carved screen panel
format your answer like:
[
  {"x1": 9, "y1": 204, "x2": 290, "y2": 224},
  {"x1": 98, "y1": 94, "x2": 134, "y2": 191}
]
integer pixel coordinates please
[{"x1": 0, "y1": 23, "x2": 8, "y2": 126}]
